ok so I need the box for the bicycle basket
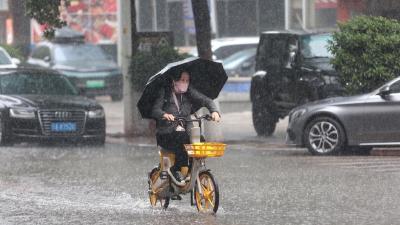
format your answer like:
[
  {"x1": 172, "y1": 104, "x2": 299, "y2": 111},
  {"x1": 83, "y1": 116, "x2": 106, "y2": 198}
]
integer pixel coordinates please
[{"x1": 184, "y1": 142, "x2": 226, "y2": 158}]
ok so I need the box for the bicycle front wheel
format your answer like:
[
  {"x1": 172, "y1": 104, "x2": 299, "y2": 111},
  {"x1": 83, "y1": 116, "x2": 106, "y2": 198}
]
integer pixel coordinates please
[
  {"x1": 194, "y1": 171, "x2": 219, "y2": 213},
  {"x1": 148, "y1": 167, "x2": 170, "y2": 209}
]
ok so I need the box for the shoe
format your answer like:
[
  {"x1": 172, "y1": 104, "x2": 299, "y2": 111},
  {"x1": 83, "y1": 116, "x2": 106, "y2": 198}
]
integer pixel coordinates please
[
  {"x1": 174, "y1": 171, "x2": 185, "y2": 182},
  {"x1": 167, "y1": 168, "x2": 185, "y2": 186},
  {"x1": 184, "y1": 176, "x2": 190, "y2": 182}
]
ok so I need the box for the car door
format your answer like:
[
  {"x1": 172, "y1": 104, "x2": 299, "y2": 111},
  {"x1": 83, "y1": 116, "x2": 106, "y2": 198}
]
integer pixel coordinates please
[
  {"x1": 264, "y1": 35, "x2": 298, "y2": 108},
  {"x1": 359, "y1": 80, "x2": 400, "y2": 144}
]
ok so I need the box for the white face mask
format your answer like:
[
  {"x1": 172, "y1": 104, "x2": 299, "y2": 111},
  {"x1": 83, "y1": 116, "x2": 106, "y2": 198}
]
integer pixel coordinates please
[{"x1": 173, "y1": 80, "x2": 189, "y2": 93}]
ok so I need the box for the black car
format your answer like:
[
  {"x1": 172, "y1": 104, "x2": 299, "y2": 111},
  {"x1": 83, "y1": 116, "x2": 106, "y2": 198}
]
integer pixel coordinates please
[
  {"x1": 26, "y1": 27, "x2": 123, "y2": 101},
  {"x1": 0, "y1": 68, "x2": 105, "y2": 145},
  {"x1": 250, "y1": 30, "x2": 344, "y2": 136}
]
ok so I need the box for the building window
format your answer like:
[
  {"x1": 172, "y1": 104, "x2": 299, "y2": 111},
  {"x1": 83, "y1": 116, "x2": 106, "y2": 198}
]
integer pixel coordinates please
[
  {"x1": 287, "y1": 0, "x2": 337, "y2": 30},
  {"x1": 288, "y1": 0, "x2": 304, "y2": 30}
]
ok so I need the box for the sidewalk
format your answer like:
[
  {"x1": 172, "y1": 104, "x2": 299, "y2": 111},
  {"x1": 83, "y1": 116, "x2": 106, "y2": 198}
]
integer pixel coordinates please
[{"x1": 98, "y1": 97, "x2": 288, "y2": 146}]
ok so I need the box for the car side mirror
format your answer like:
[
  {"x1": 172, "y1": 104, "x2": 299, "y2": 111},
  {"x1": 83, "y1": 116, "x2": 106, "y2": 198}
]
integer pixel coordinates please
[
  {"x1": 43, "y1": 56, "x2": 51, "y2": 62},
  {"x1": 378, "y1": 85, "x2": 391, "y2": 97},
  {"x1": 289, "y1": 51, "x2": 297, "y2": 66},
  {"x1": 11, "y1": 58, "x2": 21, "y2": 65}
]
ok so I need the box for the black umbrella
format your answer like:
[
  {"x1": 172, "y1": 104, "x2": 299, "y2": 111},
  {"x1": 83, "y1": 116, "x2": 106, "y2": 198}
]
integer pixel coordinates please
[{"x1": 137, "y1": 57, "x2": 228, "y2": 119}]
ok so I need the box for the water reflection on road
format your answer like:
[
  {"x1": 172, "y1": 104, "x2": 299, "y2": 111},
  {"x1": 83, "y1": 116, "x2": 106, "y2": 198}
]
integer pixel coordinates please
[{"x1": 1, "y1": 142, "x2": 400, "y2": 224}]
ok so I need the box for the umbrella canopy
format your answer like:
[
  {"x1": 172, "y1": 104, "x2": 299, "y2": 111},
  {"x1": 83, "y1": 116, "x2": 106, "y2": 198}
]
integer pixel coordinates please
[{"x1": 137, "y1": 57, "x2": 228, "y2": 119}]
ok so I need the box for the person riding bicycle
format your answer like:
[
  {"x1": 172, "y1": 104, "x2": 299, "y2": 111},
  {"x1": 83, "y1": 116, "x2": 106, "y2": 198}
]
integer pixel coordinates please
[{"x1": 151, "y1": 70, "x2": 221, "y2": 185}]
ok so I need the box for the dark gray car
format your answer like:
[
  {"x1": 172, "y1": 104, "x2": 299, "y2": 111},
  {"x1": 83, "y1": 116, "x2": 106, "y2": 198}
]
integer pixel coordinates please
[
  {"x1": 287, "y1": 76, "x2": 400, "y2": 155},
  {"x1": 26, "y1": 28, "x2": 123, "y2": 101}
]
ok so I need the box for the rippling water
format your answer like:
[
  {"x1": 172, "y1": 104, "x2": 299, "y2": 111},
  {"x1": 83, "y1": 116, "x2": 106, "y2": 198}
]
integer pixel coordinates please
[{"x1": 1, "y1": 143, "x2": 400, "y2": 224}]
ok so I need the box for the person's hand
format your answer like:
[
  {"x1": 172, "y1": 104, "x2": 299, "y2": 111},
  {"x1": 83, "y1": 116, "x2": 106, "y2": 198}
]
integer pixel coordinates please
[
  {"x1": 211, "y1": 112, "x2": 220, "y2": 122},
  {"x1": 162, "y1": 113, "x2": 175, "y2": 121}
]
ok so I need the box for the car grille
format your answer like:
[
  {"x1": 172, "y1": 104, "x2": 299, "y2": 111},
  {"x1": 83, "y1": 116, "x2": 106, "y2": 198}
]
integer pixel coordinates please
[{"x1": 38, "y1": 110, "x2": 86, "y2": 135}]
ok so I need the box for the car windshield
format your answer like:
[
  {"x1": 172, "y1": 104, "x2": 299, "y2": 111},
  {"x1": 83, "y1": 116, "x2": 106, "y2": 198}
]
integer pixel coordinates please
[
  {"x1": 0, "y1": 73, "x2": 78, "y2": 95},
  {"x1": 54, "y1": 44, "x2": 109, "y2": 65},
  {"x1": 301, "y1": 34, "x2": 332, "y2": 58},
  {"x1": 223, "y1": 48, "x2": 256, "y2": 70},
  {"x1": 0, "y1": 50, "x2": 12, "y2": 65}
]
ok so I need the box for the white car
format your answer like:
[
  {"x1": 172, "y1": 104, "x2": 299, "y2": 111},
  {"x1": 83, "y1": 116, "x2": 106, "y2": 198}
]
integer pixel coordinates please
[
  {"x1": 0, "y1": 47, "x2": 20, "y2": 68},
  {"x1": 189, "y1": 36, "x2": 259, "y2": 60}
]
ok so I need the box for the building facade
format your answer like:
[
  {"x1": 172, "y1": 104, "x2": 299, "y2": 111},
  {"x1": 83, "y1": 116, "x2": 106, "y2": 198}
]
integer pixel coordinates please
[{"x1": 137, "y1": 0, "x2": 285, "y2": 46}]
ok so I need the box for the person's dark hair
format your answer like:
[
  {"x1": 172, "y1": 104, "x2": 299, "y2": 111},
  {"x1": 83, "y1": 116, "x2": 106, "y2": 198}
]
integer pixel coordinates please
[{"x1": 171, "y1": 69, "x2": 190, "y2": 81}]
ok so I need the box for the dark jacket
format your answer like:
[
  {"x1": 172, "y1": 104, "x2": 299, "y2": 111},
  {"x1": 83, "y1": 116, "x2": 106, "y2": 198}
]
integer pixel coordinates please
[{"x1": 151, "y1": 86, "x2": 219, "y2": 134}]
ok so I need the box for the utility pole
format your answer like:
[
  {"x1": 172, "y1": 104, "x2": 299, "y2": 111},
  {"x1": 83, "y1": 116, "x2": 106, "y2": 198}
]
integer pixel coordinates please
[{"x1": 118, "y1": 0, "x2": 148, "y2": 137}]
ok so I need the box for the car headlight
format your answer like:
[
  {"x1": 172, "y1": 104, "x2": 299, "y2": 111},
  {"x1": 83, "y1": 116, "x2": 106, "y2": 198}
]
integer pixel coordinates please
[
  {"x1": 323, "y1": 75, "x2": 339, "y2": 84},
  {"x1": 290, "y1": 108, "x2": 306, "y2": 122},
  {"x1": 88, "y1": 109, "x2": 105, "y2": 118},
  {"x1": 9, "y1": 108, "x2": 36, "y2": 119}
]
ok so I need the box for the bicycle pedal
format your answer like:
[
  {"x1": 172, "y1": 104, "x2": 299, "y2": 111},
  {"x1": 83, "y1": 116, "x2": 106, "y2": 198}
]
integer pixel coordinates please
[
  {"x1": 160, "y1": 171, "x2": 168, "y2": 179},
  {"x1": 171, "y1": 195, "x2": 182, "y2": 201}
]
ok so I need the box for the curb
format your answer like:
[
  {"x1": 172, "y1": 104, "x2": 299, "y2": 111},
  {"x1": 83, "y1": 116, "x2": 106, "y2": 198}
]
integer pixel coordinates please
[{"x1": 371, "y1": 148, "x2": 400, "y2": 156}]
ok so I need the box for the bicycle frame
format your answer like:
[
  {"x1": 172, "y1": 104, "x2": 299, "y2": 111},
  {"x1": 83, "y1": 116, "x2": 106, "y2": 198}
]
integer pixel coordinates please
[
  {"x1": 148, "y1": 114, "x2": 221, "y2": 212},
  {"x1": 152, "y1": 151, "x2": 207, "y2": 196}
]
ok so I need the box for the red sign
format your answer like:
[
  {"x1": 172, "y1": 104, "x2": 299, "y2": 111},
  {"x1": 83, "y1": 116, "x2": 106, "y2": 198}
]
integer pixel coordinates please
[
  {"x1": 31, "y1": 0, "x2": 118, "y2": 44},
  {"x1": 315, "y1": 0, "x2": 337, "y2": 9}
]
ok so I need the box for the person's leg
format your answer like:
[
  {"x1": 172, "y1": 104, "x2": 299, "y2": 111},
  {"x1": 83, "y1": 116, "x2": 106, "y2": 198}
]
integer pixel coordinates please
[{"x1": 171, "y1": 132, "x2": 189, "y2": 171}]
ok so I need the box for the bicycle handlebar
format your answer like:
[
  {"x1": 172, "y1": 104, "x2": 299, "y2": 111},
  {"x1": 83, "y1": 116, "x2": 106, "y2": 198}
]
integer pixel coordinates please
[
  {"x1": 161, "y1": 114, "x2": 212, "y2": 123},
  {"x1": 176, "y1": 114, "x2": 212, "y2": 123}
]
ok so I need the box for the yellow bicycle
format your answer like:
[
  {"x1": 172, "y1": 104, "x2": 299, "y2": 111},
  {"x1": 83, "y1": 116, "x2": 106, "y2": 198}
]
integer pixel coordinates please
[{"x1": 147, "y1": 115, "x2": 226, "y2": 213}]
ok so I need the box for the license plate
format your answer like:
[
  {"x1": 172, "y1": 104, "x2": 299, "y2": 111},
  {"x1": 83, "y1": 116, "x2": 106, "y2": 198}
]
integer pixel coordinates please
[
  {"x1": 51, "y1": 122, "x2": 77, "y2": 132},
  {"x1": 86, "y1": 80, "x2": 105, "y2": 88}
]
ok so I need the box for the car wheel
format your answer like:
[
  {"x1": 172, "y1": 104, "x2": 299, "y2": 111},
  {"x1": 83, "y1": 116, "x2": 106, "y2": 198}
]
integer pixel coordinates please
[
  {"x1": 0, "y1": 116, "x2": 12, "y2": 146},
  {"x1": 304, "y1": 117, "x2": 346, "y2": 155},
  {"x1": 252, "y1": 101, "x2": 278, "y2": 136}
]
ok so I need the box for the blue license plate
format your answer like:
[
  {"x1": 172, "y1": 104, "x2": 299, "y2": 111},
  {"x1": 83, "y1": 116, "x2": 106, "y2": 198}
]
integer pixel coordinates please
[{"x1": 51, "y1": 122, "x2": 77, "y2": 132}]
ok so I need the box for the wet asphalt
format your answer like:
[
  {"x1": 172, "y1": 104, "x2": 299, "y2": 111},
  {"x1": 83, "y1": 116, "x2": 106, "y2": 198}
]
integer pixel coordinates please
[{"x1": 1, "y1": 142, "x2": 400, "y2": 225}]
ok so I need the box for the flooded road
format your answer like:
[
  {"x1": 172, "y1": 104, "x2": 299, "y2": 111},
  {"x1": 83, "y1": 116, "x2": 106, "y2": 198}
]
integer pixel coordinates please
[{"x1": 1, "y1": 142, "x2": 400, "y2": 224}]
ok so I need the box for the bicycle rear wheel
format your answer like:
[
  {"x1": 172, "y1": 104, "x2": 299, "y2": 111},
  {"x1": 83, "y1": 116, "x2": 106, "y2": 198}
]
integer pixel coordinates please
[
  {"x1": 194, "y1": 171, "x2": 219, "y2": 213},
  {"x1": 148, "y1": 167, "x2": 170, "y2": 209}
]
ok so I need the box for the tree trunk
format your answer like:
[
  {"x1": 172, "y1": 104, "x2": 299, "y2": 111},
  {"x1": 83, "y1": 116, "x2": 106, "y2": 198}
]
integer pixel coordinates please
[
  {"x1": 191, "y1": 0, "x2": 212, "y2": 60},
  {"x1": 9, "y1": 0, "x2": 31, "y2": 56}
]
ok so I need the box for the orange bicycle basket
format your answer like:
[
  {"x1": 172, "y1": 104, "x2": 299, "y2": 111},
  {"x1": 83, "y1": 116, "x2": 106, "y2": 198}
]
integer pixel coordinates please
[{"x1": 184, "y1": 142, "x2": 226, "y2": 158}]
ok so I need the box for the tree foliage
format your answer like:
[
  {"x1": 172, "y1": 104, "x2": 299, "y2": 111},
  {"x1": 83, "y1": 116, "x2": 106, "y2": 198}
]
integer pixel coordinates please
[
  {"x1": 329, "y1": 16, "x2": 400, "y2": 94},
  {"x1": 25, "y1": 0, "x2": 66, "y2": 38},
  {"x1": 129, "y1": 47, "x2": 190, "y2": 92}
]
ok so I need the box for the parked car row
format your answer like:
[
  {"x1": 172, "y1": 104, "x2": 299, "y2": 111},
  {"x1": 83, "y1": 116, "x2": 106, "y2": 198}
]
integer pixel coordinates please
[
  {"x1": 243, "y1": 29, "x2": 400, "y2": 156},
  {"x1": 0, "y1": 29, "x2": 259, "y2": 147}
]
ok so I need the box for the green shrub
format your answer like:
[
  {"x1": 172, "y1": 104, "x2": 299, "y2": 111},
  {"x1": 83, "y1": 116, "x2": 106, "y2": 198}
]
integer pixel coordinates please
[
  {"x1": 329, "y1": 16, "x2": 400, "y2": 94},
  {"x1": 0, "y1": 44, "x2": 24, "y2": 61},
  {"x1": 129, "y1": 46, "x2": 190, "y2": 92}
]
